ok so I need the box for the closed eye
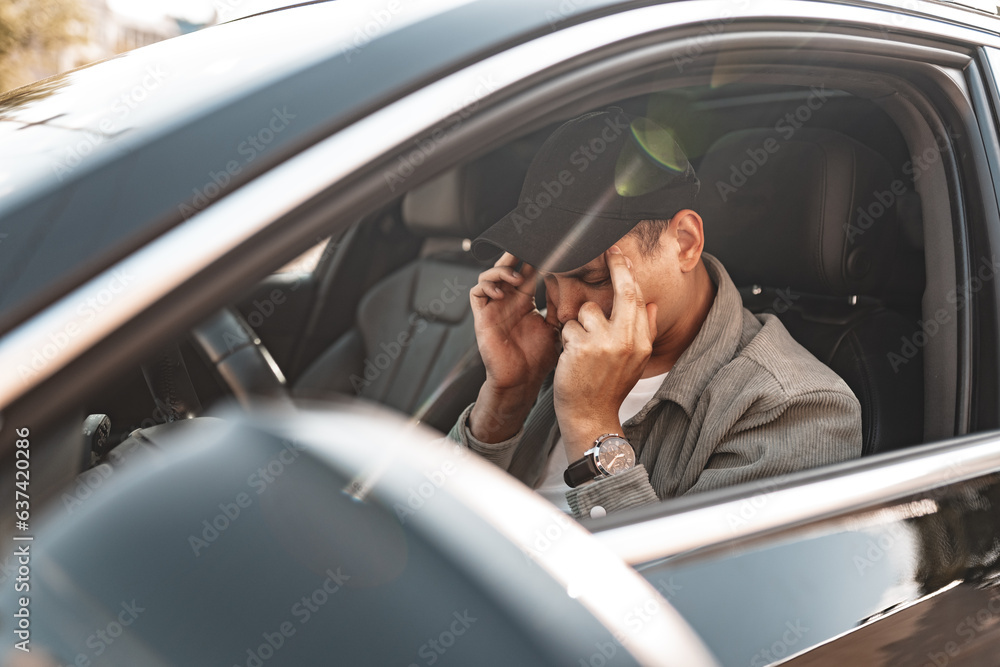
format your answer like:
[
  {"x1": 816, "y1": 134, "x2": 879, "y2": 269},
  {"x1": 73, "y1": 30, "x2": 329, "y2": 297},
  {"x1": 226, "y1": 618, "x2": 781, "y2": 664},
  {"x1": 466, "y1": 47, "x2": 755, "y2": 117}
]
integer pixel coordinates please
[{"x1": 582, "y1": 277, "x2": 611, "y2": 288}]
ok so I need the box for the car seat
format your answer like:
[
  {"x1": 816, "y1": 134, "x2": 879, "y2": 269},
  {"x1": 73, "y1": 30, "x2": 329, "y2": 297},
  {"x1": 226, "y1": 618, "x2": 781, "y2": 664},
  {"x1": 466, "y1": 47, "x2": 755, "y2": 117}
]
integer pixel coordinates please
[
  {"x1": 697, "y1": 127, "x2": 925, "y2": 455},
  {"x1": 292, "y1": 150, "x2": 525, "y2": 432}
]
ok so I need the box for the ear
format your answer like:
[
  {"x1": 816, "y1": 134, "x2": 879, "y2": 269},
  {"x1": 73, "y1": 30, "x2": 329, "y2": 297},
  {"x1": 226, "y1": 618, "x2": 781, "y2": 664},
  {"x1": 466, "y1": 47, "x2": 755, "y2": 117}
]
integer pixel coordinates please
[{"x1": 671, "y1": 209, "x2": 704, "y2": 273}]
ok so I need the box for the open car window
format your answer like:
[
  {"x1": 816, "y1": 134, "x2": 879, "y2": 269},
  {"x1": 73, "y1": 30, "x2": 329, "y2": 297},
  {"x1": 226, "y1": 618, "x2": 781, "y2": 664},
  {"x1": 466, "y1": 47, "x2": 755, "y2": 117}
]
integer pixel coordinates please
[
  {"x1": 5, "y1": 3, "x2": 1000, "y2": 666},
  {"x1": 9, "y1": 0, "x2": 993, "y2": 516}
]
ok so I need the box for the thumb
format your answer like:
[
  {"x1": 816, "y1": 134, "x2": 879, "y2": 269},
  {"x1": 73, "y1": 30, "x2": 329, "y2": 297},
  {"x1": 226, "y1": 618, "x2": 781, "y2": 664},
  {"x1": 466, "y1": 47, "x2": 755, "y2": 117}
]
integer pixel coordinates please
[{"x1": 645, "y1": 302, "x2": 658, "y2": 343}]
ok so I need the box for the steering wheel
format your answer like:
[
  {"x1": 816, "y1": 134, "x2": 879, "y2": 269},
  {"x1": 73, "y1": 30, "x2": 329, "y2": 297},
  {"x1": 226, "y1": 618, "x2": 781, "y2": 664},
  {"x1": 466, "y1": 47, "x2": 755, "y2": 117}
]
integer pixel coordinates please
[{"x1": 141, "y1": 308, "x2": 291, "y2": 419}]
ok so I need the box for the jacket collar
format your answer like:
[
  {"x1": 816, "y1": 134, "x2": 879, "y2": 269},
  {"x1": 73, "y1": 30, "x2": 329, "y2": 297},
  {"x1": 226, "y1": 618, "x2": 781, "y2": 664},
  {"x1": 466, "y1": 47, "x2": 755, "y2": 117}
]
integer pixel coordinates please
[{"x1": 630, "y1": 253, "x2": 746, "y2": 421}]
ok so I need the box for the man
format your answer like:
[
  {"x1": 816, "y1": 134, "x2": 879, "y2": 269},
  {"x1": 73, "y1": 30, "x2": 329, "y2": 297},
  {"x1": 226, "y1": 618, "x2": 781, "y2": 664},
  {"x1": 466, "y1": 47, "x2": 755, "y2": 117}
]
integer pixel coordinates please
[{"x1": 448, "y1": 108, "x2": 862, "y2": 519}]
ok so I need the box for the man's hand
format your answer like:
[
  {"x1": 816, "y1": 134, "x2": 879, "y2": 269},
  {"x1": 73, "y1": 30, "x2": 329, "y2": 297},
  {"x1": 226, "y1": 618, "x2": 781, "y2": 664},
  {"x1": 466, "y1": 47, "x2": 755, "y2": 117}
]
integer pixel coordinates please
[
  {"x1": 554, "y1": 246, "x2": 657, "y2": 460},
  {"x1": 468, "y1": 253, "x2": 560, "y2": 443}
]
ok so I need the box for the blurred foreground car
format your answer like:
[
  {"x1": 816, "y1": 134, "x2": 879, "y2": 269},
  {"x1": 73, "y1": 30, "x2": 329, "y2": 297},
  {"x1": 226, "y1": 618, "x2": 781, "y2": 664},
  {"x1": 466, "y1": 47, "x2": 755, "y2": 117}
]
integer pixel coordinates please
[{"x1": 2, "y1": 0, "x2": 1000, "y2": 664}]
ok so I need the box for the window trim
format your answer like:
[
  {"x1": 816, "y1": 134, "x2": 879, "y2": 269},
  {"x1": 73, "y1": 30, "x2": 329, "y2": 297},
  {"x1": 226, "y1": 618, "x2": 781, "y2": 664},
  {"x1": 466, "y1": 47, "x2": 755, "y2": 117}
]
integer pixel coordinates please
[
  {"x1": 592, "y1": 429, "x2": 1000, "y2": 566},
  {"x1": 0, "y1": 1, "x2": 993, "y2": 449}
]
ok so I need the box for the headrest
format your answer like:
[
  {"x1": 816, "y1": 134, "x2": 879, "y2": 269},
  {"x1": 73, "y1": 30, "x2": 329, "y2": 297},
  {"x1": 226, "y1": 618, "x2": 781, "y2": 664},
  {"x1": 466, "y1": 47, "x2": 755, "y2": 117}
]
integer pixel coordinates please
[
  {"x1": 401, "y1": 149, "x2": 526, "y2": 239},
  {"x1": 357, "y1": 260, "x2": 473, "y2": 328},
  {"x1": 698, "y1": 128, "x2": 898, "y2": 297}
]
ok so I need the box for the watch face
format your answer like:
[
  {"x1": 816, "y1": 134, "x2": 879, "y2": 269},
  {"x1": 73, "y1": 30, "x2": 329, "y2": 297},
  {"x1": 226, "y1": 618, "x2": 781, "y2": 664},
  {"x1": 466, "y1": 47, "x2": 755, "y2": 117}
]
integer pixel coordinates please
[{"x1": 597, "y1": 438, "x2": 635, "y2": 474}]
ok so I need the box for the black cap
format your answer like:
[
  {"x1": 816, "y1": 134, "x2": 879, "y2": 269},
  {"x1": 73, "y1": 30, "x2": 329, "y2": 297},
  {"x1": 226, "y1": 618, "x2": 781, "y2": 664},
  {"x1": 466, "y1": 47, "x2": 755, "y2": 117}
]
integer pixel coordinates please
[{"x1": 472, "y1": 108, "x2": 699, "y2": 272}]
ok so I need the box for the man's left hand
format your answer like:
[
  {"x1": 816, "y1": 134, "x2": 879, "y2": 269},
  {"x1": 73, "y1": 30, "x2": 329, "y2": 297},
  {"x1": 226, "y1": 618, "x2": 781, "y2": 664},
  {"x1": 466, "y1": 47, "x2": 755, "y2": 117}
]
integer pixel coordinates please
[{"x1": 553, "y1": 245, "x2": 658, "y2": 461}]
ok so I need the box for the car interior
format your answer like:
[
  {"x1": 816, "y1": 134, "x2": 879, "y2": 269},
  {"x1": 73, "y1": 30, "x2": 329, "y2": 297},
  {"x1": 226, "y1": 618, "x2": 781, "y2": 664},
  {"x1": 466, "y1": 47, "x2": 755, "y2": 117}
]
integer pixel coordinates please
[{"x1": 74, "y1": 49, "x2": 973, "y2": 507}]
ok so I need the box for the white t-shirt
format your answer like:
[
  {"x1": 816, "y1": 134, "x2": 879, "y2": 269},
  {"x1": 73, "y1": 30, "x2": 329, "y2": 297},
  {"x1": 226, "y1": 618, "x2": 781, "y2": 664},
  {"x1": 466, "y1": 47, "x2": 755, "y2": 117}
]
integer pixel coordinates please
[{"x1": 534, "y1": 371, "x2": 669, "y2": 512}]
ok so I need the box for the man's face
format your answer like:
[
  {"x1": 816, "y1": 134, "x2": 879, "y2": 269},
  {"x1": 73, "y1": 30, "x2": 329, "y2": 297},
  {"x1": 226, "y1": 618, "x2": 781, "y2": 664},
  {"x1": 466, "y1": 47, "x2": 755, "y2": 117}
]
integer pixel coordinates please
[
  {"x1": 538, "y1": 233, "x2": 672, "y2": 329},
  {"x1": 532, "y1": 211, "x2": 707, "y2": 351}
]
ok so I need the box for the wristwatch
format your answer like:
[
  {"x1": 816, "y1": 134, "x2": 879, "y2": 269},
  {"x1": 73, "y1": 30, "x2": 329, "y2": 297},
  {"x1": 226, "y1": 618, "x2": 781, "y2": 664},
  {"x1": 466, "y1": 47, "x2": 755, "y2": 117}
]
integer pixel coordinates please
[{"x1": 564, "y1": 433, "x2": 636, "y2": 488}]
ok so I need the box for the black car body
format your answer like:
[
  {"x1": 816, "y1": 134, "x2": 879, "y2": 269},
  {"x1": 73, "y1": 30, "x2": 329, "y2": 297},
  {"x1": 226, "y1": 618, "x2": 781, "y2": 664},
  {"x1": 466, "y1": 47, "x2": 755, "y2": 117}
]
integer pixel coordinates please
[{"x1": 2, "y1": 0, "x2": 1000, "y2": 664}]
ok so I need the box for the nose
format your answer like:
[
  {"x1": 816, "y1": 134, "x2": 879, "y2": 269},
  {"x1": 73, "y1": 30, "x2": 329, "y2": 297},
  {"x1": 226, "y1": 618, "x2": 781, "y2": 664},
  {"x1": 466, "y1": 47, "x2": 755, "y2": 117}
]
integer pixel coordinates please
[
  {"x1": 557, "y1": 302, "x2": 578, "y2": 325},
  {"x1": 555, "y1": 284, "x2": 587, "y2": 325}
]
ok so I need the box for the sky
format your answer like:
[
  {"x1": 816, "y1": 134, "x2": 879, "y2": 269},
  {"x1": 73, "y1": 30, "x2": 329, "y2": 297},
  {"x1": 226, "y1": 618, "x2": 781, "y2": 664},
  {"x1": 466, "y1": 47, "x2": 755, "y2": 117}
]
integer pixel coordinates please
[{"x1": 106, "y1": 0, "x2": 290, "y2": 25}]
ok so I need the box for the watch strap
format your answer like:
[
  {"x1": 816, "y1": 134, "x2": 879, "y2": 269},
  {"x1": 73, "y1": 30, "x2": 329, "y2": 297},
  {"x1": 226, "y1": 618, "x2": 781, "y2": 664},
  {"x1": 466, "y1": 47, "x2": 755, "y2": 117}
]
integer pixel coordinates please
[
  {"x1": 563, "y1": 434, "x2": 625, "y2": 488},
  {"x1": 563, "y1": 454, "x2": 598, "y2": 488}
]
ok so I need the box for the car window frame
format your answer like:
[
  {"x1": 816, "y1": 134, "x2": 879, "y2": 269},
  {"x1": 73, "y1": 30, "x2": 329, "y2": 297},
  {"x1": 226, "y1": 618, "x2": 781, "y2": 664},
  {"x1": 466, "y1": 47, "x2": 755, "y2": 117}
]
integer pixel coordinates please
[{"x1": 3, "y1": 0, "x2": 1000, "y2": 518}]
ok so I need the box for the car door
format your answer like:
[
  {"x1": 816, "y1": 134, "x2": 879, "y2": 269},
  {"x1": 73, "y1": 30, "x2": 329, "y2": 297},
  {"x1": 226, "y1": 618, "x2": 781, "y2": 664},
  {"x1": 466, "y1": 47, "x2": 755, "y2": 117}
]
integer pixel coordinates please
[
  {"x1": 4, "y1": 2, "x2": 1000, "y2": 665},
  {"x1": 593, "y1": 435, "x2": 1000, "y2": 666},
  {"x1": 589, "y1": 13, "x2": 1000, "y2": 666}
]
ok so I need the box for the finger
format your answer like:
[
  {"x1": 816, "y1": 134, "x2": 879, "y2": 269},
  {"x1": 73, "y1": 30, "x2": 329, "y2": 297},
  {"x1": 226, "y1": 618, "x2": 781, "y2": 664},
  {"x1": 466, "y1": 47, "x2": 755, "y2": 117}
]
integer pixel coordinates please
[
  {"x1": 631, "y1": 277, "x2": 652, "y2": 341},
  {"x1": 493, "y1": 254, "x2": 540, "y2": 293},
  {"x1": 471, "y1": 281, "x2": 505, "y2": 301},
  {"x1": 478, "y1": 265, "x2": 525, "y2": 286},
  {"x1": 560, "y1": 319, "x2": 584, "y2": 347},
  {"x1": 518, "y1": 261, "x2": 538, "y2": 280},
  {"x1": 470, "y1": 281, "x2": 496, "y2": 306},
  {"x1": 620, "y1": 259, "x2": 657, "y2": 350},
  {"x1": 494, "y1": 252, "x2": 520, "y2": 268},
  {"x1": 645, "y1": 302, "x2": 658, "y2": 343},
  {"x1": 544, "y1": 286, "x2": 559, "y2": 328},
  {"x1": 515, "y1": 264, "x2": 543, "y2": 299},
  {"x1": 473, "y1": 266, "x2": 529, "y2": 302},
  {"x1": 576, "y1": 301, "x2": 608, "y2": 332},
  {"x1": 606, "y1": 246, "x2": 643, "y2": 325},
  {"x1": 514, "y1": 266, "x2": 540, "y2": 299},
  {"x1": 479, "y1": 252, "x2": 524, "y2": 299}
]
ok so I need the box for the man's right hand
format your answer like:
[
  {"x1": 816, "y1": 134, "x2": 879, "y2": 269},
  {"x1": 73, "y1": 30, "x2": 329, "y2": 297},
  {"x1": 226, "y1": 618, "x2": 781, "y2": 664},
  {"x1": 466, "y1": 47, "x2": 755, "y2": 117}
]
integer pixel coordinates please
[{"x1": 468, "y1": 253, "x2": 560, "y2": 442}]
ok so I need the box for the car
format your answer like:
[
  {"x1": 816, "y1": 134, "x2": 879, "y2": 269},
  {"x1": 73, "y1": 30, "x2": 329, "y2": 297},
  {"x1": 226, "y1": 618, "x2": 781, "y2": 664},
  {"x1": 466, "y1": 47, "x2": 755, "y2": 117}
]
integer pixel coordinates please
[{"x1": 2, "y1": 0, "x2": 1000, "y2": 664}]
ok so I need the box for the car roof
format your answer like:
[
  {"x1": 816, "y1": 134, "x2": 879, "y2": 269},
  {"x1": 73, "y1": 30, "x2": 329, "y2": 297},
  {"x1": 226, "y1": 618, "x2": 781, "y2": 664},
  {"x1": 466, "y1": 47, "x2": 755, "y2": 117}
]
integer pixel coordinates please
[
  {"x1": 0, "y1": 0, "x2": 996, "y2": 332},
  {"x1": 0, "y1": 0, "x2": 628, "y2": 330}
]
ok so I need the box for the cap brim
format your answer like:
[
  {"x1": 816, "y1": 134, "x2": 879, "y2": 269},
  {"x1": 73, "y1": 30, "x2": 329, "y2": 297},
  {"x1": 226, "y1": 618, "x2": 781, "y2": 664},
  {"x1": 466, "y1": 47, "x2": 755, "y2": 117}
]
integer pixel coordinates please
[{"x1": 472, "y1": 205, "x2": 640, "y2": 273}]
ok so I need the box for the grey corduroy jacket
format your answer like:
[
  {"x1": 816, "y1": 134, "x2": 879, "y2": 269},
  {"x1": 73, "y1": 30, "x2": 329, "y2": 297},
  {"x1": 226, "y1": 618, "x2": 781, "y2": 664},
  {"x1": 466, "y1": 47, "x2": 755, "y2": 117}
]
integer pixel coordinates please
[{"x1": 448, "y1": 253, "x2": 863, "y2": 519}]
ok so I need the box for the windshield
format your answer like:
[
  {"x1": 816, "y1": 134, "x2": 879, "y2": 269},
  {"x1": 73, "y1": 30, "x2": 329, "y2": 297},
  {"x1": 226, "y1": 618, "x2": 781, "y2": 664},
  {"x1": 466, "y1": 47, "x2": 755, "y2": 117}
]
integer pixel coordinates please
[{"x1": 0, "y1": 0, "x2": 476, "y2": 327}]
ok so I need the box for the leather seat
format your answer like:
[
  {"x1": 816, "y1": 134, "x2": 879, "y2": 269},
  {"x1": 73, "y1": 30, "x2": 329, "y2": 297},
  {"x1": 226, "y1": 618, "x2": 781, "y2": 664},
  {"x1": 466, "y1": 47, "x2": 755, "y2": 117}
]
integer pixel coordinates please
[
  {"x1": 292, "y1": 151, "x2": 525, "y2": 432},
  {"x1": 697, "y1": 128, "x2": 924, "y2": 455}
]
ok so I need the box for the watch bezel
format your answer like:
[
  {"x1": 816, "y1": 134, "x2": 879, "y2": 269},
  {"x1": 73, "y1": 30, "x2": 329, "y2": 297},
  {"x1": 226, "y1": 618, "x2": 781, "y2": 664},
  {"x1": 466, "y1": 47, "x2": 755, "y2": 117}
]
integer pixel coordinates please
[
  {"x1": 590, "y1": 434, "x2": 635, "y2": 477},
  {"x1": 564, "y1": 434, "x2": 636, "y2": 488}
]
